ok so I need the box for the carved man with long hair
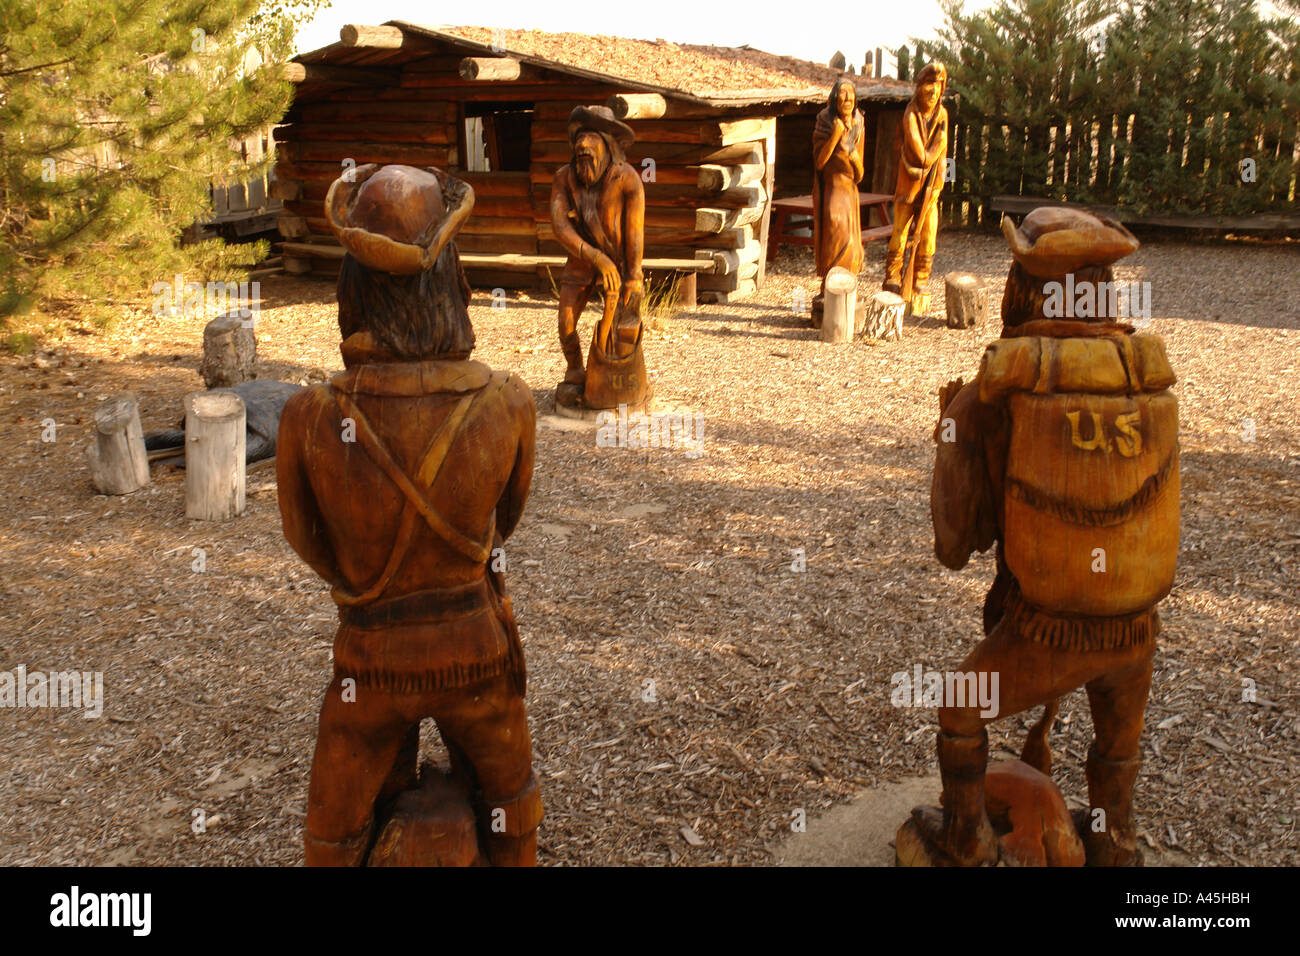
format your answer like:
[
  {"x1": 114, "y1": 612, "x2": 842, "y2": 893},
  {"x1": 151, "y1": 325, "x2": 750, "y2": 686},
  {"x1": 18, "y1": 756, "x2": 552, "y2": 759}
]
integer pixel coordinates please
[{"x1": 277, "y1": 164, "x2": 541, "y2": 866}]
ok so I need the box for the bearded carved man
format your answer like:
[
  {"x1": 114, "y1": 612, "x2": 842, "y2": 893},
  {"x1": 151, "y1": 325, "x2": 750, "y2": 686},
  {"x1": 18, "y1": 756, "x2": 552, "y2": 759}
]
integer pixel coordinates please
[
  {"x1": 550, "y1": 105, "x2": 649, "y2": 410},
  {"x1": 907, "y1": 207, "x2": 1178, "y2": 867},
  {"x1": 883, "y1": 62, "x2": 948, "y2": 303},
  {"x1": 277, "y1": 164, "x2": 542, "y2": 866},
  {"x1": 811, "y1": 78, "x2": 866, "y2": 319}
]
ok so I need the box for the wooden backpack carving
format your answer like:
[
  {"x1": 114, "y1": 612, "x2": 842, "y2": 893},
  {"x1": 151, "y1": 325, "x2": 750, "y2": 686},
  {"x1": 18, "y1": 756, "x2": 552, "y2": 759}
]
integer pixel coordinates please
[{"x1": 978, "y1": 332, "x2": 1180, "y2": 616}]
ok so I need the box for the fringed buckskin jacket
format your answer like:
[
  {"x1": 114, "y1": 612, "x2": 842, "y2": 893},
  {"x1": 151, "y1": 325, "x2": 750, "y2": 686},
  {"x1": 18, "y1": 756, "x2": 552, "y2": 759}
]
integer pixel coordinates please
[{"x1": 277, "y1": 331, "x2": 536, "y2": 694}]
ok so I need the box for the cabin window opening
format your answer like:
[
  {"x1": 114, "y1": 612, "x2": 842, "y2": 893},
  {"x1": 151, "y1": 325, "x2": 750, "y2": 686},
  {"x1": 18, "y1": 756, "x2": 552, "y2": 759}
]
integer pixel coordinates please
[{"x1": 462, "y1": 101, "x2": 533, "y2": 172}]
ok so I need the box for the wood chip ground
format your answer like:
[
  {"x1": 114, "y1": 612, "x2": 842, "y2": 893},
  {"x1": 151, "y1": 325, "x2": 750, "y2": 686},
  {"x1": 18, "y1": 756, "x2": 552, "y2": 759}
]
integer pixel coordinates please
[{"x1": 1, "y1": 232, "x2": 1296, "y2": 866}]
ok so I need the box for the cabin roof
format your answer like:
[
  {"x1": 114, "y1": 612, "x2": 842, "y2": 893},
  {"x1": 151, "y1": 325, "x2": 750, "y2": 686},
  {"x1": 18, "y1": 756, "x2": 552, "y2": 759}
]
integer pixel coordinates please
[{"x1": 293, "y1": 21, "x2": 915, "y2": 107}]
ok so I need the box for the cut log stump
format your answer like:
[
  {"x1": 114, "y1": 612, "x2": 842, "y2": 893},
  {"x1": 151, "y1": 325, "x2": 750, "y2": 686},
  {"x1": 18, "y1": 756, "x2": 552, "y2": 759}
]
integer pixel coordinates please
[
  {"x1": 367, "y1": 767, "x2": 484, "y2": 867},
  {"x1": 821, "y1": 267, "x2": 857, "y2": 344},
  {"x1": 199, "y1": 313, "x2": 257, "y2": 388},
  {"x1": 864, "y1": 291, "x2": 905, "y2": 341},
  {"x1": 945, "y1": 272, "x2": 988, "y2": 329},
  {"x1": 86, "y1": 393, "x2": 150, "y2": 495},
  {"x1": 184, "y1": 391, "x2": 245, "y2": 521}
]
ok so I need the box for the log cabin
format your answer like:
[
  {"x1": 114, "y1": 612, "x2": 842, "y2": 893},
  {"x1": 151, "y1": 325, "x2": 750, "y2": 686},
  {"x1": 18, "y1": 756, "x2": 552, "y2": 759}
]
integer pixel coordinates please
[{"x1": 274, "y1": 22, "x2": 916, "y2": 303}]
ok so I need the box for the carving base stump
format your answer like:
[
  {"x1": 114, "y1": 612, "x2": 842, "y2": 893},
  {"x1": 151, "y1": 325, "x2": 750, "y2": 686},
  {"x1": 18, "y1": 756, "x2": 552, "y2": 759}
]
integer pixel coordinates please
[
  {"x1": 944, "y1": 271, "x2": 988, "y2": 329},
  {"x1": 821, "y1": 267, "x2": 857, "y2": 344},
  {"x1": 896, "y1": 760, "x2": 1086, "y2": 867},
  {"x1": 86, "y1": 392, "x2": 150, "y2": 495},
  {"x1": 199, "y1": 313, "x2": 257, "y2": 389},
  {"x1": 864, "y1": 291, "x2": 905, "y2": 341},
  {"x1": 554, "y1": 383, "x2": 654, "y2": 422},
  {"x1": 367, "y1": 766, "x2": 484, "y2": 867}
]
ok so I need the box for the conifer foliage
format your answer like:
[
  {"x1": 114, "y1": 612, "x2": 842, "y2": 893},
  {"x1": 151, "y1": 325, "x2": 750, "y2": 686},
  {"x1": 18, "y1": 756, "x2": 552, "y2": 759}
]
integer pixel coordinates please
[
  {"x1": 0, "y1": 1, "x2": 297, "y2": 326},
  {"x1": 923, "y1": 0, "x2": 1300, "y2": 220}
]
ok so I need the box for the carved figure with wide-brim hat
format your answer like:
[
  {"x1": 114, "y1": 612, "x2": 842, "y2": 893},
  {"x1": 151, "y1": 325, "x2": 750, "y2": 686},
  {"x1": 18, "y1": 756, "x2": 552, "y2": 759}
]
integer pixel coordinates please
[
  {"x1": 280, "y1": 162, "x2": 542, "y2": 867},
  {"x1": 900, "y1": 209, "x2": 1177, "y2": 868},
  {"x1": 549, "y1": 105, "x2": 650, "y2": 413},
  {"x1": 325, "y1": 163, "x2": 474, "y2": 275}
]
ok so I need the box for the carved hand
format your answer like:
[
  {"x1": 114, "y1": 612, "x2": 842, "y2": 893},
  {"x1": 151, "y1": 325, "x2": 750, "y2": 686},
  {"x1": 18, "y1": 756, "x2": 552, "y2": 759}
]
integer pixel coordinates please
[{"x1": 595, "y1": 253, "x2": 621, "y2": 293}]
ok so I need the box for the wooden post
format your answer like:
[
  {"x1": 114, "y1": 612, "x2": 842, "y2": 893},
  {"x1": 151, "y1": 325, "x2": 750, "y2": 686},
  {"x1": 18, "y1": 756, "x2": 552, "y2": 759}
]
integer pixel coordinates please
[
  {"x1": 86, "y1": 393, "x2": 150, "y2": 495},
  {"x1": 864, "y1": 291, "x2": 905, "y2": 340},
  {"x1": 199, "y1": 313, "x2": 257, "y2": 388},
  {"x1": 184, "y1": 391, "x2": 246, "y2": 521},
  {"x1": 944, "y1": 272, "x2": 988, "y2": 329},
  {"x1": 821, "y1": 268, "x2": 857, "y2": 343}
]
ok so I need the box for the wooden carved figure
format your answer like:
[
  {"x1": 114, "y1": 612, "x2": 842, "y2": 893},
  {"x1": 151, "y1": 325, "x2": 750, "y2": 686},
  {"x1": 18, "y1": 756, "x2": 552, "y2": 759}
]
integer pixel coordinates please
[
  {"x1": 811, "y1": 78, "x2": 866, "y2": 320},
  {"x1": 550, "y1": 105, "x2": 649, "y2": 411},
  {"x1": 907, "y1": 207, "x2": 1177, "y2": 867},
  {"x1": 277, "y1": 164, "x2": 542, "y2": 866},
  {"x1": 883, "y1": 62, "x2": 947, "y2": 308}
]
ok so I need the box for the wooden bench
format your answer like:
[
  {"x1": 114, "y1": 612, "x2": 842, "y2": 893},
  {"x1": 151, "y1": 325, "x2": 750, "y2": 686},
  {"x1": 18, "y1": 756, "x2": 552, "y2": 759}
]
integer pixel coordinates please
[
  {"x1": 278, "y1": 244, "x2": 715, "y2": 309},
  {"x1": 457, "y1": 254, "x2": 715, "y2": 310},
  {"x1": 766, "y1": 193, "x2": 895, "y2": 263},
  {"x1": 990, "y1": 195, "x2": 1300, "y2": 232}
]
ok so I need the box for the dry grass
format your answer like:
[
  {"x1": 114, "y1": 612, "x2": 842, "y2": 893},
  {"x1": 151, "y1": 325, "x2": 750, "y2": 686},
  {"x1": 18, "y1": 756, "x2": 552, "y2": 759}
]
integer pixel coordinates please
[{"x1": 0, "y1": 230, "x2": 1296, "y2": 866}]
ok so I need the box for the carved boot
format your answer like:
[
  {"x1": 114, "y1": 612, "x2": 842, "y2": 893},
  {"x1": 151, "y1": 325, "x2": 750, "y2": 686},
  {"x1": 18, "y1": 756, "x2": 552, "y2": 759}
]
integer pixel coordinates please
[
  {"x1": 480, "y1": 773, "x2": 544, "y2": 867},
  {"x1": 914, "y1": 729, "x2": 998, "y2": 865},
  {"x1": 882, "y1": 250, "x2": 904, "y2": 295},
  {"x1": 913, "y1": 254, "x2": 935, "y2": 291},
  {"x1": 304, "y1": 820, "x2": 373, "y2": 866},
  {"x1": 1080, "y1": 745, "x2": 1144, "y2": 866},
  {"x1": 560, "y1": 331, "x2": 585, "y2": 387}
]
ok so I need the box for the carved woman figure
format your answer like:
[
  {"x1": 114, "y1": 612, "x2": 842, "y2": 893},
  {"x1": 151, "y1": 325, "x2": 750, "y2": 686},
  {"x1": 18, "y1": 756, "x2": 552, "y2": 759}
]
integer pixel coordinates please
[{"x1": 811, "y1": 78, "x2": 866, "y2": 316}]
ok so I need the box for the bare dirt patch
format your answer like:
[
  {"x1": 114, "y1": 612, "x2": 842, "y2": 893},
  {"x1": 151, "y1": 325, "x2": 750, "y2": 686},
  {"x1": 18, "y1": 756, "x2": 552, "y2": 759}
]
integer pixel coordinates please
[{"x1": 1, "y1": 231, "x2": 1296, "y2": 866}]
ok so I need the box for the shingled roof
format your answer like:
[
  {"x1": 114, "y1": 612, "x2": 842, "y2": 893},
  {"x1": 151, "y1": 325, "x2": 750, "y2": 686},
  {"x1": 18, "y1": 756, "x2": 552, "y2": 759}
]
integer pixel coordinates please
[
  {"x1": 293, "y1": 21, "x2": 914, "y2": 107},
  {"x1": 419, "y1": 24, "x2": 914, "y2": 104}
]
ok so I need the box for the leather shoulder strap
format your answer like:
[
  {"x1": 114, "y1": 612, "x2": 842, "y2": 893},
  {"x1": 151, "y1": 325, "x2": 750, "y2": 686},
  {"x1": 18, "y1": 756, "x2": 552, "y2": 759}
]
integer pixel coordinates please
[{"x1": 332, "y1": 388, "x2": 490, "y2": 566}]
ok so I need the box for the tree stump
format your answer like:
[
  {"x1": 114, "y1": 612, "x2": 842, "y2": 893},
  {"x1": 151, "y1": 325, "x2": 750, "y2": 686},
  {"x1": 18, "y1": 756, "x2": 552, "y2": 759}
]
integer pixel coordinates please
[
  {"x1": 199, "y1": 313, "x2": 256, "y2": 388},
  {"x1": 367, "y1": 768, "x2": 484, "y2": 867},
  {"x1": 821, "y1": 267, "x2": 857, "y2": 343},
  {"x1": 945, "y1": 272, "x2": 988, "y2": 329},
  {"x1": 86, "y1": 393, "x2": 150, "y2": 495},
  {"x1": 864, "y1": 291, "x2": 905, "y2": 341},
  {"x1": 184, "y1": 391, "x2": 245, "y2": 520}
]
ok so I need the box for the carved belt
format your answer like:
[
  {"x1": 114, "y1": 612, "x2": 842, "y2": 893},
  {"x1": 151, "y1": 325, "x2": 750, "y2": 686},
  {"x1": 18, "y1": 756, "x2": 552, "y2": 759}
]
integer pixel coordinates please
[{"x1": 338, "y1": 578, "x2": 493, "y2": 629}]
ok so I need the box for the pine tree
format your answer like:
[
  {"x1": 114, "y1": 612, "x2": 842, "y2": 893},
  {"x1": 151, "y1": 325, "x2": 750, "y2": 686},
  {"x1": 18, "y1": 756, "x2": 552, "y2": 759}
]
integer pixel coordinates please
[
  {"x1": 1109, "y1": 0, "x2": 1295, "y2": 215},
  {"x1": 0, "y1": 1, "x2": 299, "y2": 329},
  {"x1": 922, "y1": 0, "x2": 1117, "y2": 220}
]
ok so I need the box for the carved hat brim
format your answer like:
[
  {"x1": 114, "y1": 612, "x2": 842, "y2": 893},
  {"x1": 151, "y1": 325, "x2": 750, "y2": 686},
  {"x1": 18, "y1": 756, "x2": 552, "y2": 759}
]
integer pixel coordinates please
[
  {"x1": 325, "y1": 164, "x2": 475, "y2": 275},
  {"x1": 1001, "y1": 207, "x2": 1139, "y2": 278},
  {"x1": 568, "y1": 105, "x2": 635, "y2": 152}
]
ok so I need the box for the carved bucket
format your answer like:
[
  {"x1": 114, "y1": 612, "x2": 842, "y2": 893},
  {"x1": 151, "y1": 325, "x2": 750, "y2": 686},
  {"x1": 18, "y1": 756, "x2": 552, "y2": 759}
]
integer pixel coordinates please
[{"x1": 583, "y1": 324, "x2": 648, "y2": 410}]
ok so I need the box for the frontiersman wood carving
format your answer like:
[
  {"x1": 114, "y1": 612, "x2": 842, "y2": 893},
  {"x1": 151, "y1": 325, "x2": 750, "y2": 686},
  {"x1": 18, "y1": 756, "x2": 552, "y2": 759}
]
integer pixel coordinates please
[
  {"x1": 278, "y1": 163, "x2": 541, "y2": 866},
  {"x1": 550, "y1": 105, "x2": 649, "y2": 411},
  {"x1": 883, "y1": 62, "x2": 947, "y2": 308},
  {"x1": 811, "y1": 78, "x2": 865, "y2": 322},
  {"x1": 902, "y1": 207, "x2": 1177, "y2": 867}
]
